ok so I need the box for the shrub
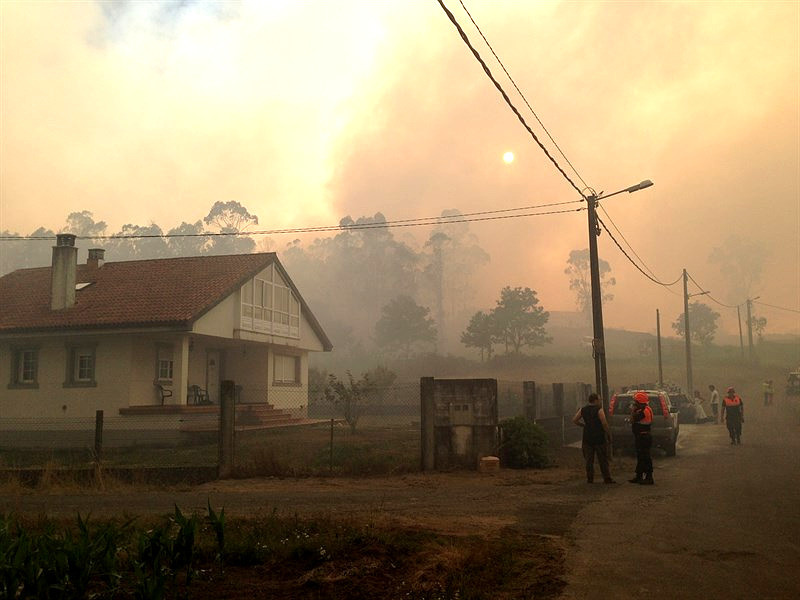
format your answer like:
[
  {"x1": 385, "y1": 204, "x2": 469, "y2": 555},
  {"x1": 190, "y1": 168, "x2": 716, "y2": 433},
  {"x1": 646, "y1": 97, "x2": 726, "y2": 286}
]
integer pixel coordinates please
[{"x1": 499, "y1": 417, "x2": 551, "y2": 468}]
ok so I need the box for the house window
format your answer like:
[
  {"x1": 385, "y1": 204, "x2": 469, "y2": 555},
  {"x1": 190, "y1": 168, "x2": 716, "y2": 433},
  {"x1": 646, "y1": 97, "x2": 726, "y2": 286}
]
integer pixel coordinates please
[
  {"x1": 65, "y1": 344, "x2": 97, "y2": 387},
  {"x1": 8, "y1": 348, "x2": 38, "y2": 388},
  {"x1": 240, "y1": 265, "x2": 301, "y2": 338},
  {"x1": 273, "y1": 354, "x2": 300, "y2": 385},
  {"x1": 156, "y1": 345, "x2": 174, "y2": 381}
]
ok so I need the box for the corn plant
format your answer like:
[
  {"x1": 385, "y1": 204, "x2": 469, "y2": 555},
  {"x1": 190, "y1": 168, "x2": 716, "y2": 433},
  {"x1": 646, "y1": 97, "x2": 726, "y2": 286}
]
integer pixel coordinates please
[
  {"x1": 206, "y1": 500, "x2": 226, "y2": 560},
  {"x1": 134, "y1": 523, "x2": 171, "y2": 600},
  {"x1": 169, "y1": 505, "x2": 198, "y2": 587}
]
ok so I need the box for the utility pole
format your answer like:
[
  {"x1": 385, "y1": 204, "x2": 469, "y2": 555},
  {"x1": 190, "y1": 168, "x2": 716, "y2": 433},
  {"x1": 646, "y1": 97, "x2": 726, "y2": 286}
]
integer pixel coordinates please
[
  {"x1": 737, "y1": 305, "x2": 745, "y2": 358},
  {"x1": 582, "y1": 180, "x2": 653, "y2": 411},
  {"x1": 656, "y1": 309, "x2": 663, "y2": 388},
  {"x1": 746, "y1": 298, "x2": 755, "y2": 359},
  {"x1": 587, "y1": 193, "x2": 609, "y2": 410},
  {"x1": 683, "y1": 269, "x2": 693, "y2": 397}
]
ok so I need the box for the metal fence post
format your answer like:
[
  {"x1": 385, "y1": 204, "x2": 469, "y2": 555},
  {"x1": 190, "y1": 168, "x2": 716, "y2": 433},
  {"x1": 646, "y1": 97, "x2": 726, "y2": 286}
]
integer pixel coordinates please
[
  {"x1": 420, "y1": 377, "x2": 435, "y2": 471},
  {"x1": 523, "y1": 381, "x2": 537, "y2": 421},
  {"x1": 94, "y1": 410, "x2": 103, "y2": 462},
  {"x1": 219, "y1": 380, "x2": 236, "y2": 479}
]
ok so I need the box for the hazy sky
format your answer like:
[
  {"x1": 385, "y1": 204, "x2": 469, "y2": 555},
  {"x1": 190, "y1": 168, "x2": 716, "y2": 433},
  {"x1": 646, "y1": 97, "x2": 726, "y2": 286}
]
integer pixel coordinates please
[{"x1": 1, "y1": 0, "x2": 798, "y2": 335}]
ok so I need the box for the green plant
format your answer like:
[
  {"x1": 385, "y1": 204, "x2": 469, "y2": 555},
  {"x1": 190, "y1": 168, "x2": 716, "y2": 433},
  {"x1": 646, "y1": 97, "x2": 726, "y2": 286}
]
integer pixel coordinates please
[
  {"x1": 206, "y1": 500, "x2": 226, "y2": 560},
  {"x1": 499, "y1": 417, "x2": 551, "y2": 469},
  {"x1": 169, "y1": 505, "x2": 198, "y2": 587}
]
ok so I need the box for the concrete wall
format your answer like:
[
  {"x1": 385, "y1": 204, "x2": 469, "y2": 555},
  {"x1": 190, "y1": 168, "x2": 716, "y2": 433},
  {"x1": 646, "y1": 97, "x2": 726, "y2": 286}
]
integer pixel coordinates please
[
  {"x1": 420, "y1": 378, "x2": 498, "y2": 471},
  {"x1": 1, "y1": 335, "x2": 134, "y2": 418}
]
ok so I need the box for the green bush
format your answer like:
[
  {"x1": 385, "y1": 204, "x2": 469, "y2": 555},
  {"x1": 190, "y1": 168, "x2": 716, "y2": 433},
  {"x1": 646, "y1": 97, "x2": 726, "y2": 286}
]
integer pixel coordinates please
[{"x1": 499, "y1": 417, "x2": 551, "y2": 469}]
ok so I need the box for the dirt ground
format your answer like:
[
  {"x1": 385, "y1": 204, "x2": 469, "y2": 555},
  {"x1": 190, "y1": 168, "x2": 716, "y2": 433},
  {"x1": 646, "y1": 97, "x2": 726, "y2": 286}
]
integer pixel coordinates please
[{"x1": 2, "y1": 393, "x2": 799, "y2": 599}]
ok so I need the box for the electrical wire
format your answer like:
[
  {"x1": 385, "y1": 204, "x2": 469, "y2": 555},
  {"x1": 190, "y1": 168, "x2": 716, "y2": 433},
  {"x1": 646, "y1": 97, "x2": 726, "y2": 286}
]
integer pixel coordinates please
[
  {"x1": 685, "y1": 271, "x2": 744, "y2": 309},
  {"x1": 595, "y1": 214, "x2": 682, "y2": 291},
  {"x1": 0, "y1": 204, "x2": 585, "y2": 241},
  {"x1": 456, "y1": 0, "x2": 589, "y2": 190},
  {"x1": 754, "y1": 300, "x2": 800, "y2": 314},
  {"x1": 436, "y1": 0, "x2": 586, "y2": 198},
  {"x1": 598, "y1": 204, "x2": 681, "y2": 287}
]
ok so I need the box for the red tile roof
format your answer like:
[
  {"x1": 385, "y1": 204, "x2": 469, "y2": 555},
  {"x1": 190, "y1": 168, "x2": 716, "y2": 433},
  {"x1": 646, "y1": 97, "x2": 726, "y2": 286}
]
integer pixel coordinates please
[{"x1": 0, "y1": 253, "x2": 332, "y2": 350}]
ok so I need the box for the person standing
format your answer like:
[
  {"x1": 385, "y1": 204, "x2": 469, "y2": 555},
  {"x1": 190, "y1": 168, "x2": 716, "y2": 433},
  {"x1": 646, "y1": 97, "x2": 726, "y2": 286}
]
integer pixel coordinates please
[
  {"x1": 763, "y1": 379, "x2": 774, "y2": 406},
  {"x1": 693, "y1": 390, "x2": 709, "y2": 423},
  {"x1": 572, "y1": 393, "x2": 616, "y2": 484},
  {"x1": 629, "y1": 391, "x2": 654, "y2": 485},
  {"x1": 709, "y1": 384, "x2": 720, "y2": 422},
  {"x1": 721, "y1": 386, "x2": 744, "y2": 445}
]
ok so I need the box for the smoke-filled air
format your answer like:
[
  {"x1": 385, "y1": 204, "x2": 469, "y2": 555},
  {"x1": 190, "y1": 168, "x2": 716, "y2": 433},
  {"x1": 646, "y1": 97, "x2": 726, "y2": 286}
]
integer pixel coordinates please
[{"x1": 1, "y1": 0, "x2": 798, "y2": 359}]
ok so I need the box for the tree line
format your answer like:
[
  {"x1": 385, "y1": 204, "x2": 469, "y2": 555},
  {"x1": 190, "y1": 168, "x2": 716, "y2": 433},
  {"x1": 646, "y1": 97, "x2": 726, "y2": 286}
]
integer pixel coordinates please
[{"x1": 1, "y1": 202, "x2": 769, "y2": 359}]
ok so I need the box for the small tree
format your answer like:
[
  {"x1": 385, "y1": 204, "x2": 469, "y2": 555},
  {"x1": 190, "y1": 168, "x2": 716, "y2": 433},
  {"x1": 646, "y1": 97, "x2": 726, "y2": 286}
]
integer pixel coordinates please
[
  {"x1": 491, "y1": 286, "x2": 551, "y2": 354},
  {"x1": 324, "y1": 371, "x2": 366, "y2": 433},
  {"x1": 374, "y1": 295, "x2": 437, "y2": 358},
  {"x1": 749, "y1": 314, "x2": 768, "y2": 342},
  {"x1": 564, "y1": 249, "x2": 615, "y2": 317},
  {"x1": 672, "y1": 302, "x2": 720, "y2": 345},
  {"x1": 460, "y1": 311, "x2": 494, "y2": 361}
]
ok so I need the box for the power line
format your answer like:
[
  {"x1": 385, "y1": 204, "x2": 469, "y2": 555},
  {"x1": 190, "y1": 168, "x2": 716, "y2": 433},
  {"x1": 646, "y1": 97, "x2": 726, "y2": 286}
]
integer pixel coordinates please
[
  {"x1": 0, "y1": 204, "x2": 585, "y2": 241},
  {"x1": 684, "y1": 271, "x2": 744, "y2": 309},
  {"x1": 595, "y1": 214, "x2": 682, "y2": 290},
  {"x1": 598, "y1": 204, "x2": 680, "y2": 287},
  {"x1": 456, "y1": 0, "x2": 589, "y2": 190},
  {"x1": 435, "y1": 0, "x2": 585, "y2": 198},
  {"x1": 754, "y1": 300, "x2": 800, "y2": 314}
]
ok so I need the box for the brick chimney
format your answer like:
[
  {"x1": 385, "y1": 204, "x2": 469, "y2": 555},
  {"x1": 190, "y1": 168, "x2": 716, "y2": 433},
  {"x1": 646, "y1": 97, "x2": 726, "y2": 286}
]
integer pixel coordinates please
[
  {"x1": 51, "y1": 233, "x2": 77, "y2": 310},
  {"x1": 87, "y1": 248, "x2": 105, "y2": 269}
]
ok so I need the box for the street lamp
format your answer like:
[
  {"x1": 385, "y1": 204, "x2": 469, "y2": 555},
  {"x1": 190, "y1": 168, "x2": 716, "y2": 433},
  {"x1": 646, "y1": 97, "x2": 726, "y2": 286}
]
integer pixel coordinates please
[{"x1": 586, "y1": 180, "x2": 654, "y2": 410}]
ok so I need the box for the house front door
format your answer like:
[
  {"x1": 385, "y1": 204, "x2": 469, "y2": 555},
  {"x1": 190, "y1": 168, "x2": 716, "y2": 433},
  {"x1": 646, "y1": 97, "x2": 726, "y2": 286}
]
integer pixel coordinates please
[{"x1": 206, "y1": 350, "x2": 221, "y2": 404}]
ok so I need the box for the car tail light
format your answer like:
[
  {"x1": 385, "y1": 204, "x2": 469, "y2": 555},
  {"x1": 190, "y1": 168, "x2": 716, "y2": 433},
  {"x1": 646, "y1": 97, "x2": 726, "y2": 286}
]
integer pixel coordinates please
[
  {"x1": 609, "y1": 394, "x2": 617, "y2": 415},
  {"x1": 659, "y1": 395, "x2": 669, "y2": 417}
]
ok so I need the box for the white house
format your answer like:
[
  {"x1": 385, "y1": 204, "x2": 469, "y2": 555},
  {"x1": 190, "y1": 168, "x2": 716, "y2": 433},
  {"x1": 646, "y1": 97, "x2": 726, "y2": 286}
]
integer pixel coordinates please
[{"x1": 0, "y1": 234, "x2": 331, "y2": 440}]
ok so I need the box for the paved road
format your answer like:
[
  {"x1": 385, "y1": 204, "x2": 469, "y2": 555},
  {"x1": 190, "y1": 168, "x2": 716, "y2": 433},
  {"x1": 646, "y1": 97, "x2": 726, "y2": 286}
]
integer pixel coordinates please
[{"x1": 560, "y1": 400, "x2": 800, "y2": 600}]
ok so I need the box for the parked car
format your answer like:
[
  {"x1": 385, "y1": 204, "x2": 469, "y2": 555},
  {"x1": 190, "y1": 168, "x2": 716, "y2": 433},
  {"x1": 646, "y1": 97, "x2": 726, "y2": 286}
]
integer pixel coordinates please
[
  {"x1": 608, "y1": 390, "x2": 679, "y2": 456},
  {"x1": 667, "y1": 392, "x2": 696, "y2": 423}
]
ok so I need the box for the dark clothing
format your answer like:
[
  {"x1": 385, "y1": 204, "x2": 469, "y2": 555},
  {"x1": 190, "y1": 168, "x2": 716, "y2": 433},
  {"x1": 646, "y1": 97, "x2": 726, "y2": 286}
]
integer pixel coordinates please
[
  {"x1": 634, "y1": 431, "x2": 653, "y2": 477},
  {"x1": 726, "y1": 417, "x2": 742, "y2": 444},
  {"x1": 581, "y1": 405, "x2": 607, "y2": 445},
  {"x1": 631, "y1": 404, "x2": 654, "y2": 479},
  {"x1": 723, "y1": 395, "x2": 744, "y2": 444},
  {"x1": 582, "y1": 442, "x2": 612, "y2": 483}
]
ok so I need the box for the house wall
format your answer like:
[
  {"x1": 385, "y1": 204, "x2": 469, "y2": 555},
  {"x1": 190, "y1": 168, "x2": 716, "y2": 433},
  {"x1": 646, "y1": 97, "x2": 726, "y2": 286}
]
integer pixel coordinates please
[
  {"x1": 265, "y1": 347, "x2": 308, "y2": 415},
  {"x1": 224, "y1": 345, "x2": 270, "y2": 404},
  {"x1": 0, "y1": 335, "x2": 134, "y2": 419},
  {"x1": 193, "y1": 294, "x2": 238, "y2": 338}
]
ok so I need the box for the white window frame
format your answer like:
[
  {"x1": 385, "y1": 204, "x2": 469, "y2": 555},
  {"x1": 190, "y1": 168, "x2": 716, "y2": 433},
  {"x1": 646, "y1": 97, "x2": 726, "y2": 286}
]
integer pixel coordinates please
[
  {"x1": 65, "y1": 343, "x2": 97, "y2": 387},
  {"x1": 241, "y1": 265, "x2": 301, "y2": 338},
  {"x1": 156, "y1": 345, "x2": 174, "y2": 382},
  {"x1": 8, "y1": 347, "x2": 39, "y2": 389},
  {"x1": 273, "y1": 354, "x2": 300, "y2": 385}
]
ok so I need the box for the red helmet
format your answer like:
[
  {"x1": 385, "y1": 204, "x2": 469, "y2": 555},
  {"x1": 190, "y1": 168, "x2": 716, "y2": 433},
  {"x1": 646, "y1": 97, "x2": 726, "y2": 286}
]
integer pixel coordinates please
[{"x1": 634, "y1": 391, "x2": 649, "y2": 404}]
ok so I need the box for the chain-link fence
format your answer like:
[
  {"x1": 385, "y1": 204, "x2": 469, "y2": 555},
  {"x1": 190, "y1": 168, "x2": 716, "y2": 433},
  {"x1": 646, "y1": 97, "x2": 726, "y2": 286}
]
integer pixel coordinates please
[
  {"x1": 233, "y1": 382, "x2": 421, "y2": 477},
  {"x1": 0, "y1": 379, "x2": 586, "y2": 483}
]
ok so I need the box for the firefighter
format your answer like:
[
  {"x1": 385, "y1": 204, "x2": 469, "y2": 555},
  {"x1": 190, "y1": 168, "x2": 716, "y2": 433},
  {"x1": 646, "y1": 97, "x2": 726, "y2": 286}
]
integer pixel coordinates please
[
  {"x1": 628, "y1": 391, "x2": 654, "y2": 485},
  {"x1": 721, "y1": 386, "x2": 744, "y2": 445}
]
